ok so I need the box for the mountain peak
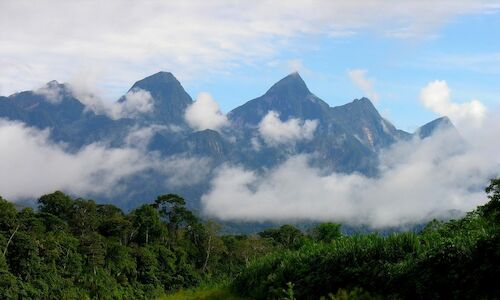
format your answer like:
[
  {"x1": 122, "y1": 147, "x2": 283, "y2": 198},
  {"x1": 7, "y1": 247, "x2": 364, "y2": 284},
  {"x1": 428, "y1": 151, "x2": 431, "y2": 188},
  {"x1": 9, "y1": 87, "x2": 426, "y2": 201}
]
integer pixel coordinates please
[
  {"x1": 46, "y1": 80, "x2": 60, "y2": 86},
  {"x1": 265, "y1": 72, "x2": 310, "y2": 97},
  {"x1": 130, "y1": 71, "x2": 179, "y2": 92},
  {"x1": 334, "y1": 97, "x2": 378, "y2": 117},
  {"x1": 126, "y1": 71, "x2": 193, "y2": 124},
  {"x1": 416, "y1": 116, "x2": 456, "y2": 139},
  {"x1": 228, "y1": 72, "x2": 331, "y2": 126},
  {"x1": 352, "y1": 97, "x2": 375, "y2": 107}
]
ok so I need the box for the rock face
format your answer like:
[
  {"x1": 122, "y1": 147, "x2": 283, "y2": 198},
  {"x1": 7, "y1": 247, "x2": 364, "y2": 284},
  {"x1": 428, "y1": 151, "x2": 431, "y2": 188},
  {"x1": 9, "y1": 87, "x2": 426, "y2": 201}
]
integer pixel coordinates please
[
  {"x1": 0, "y1": 71, "x2": 457, "y2": 209},
  {"x1": 126, "y1": 71, "x2": 193, "y2": 125},
  {"x1": 416, "y1": 116, "x2": 458, "y2": 139},
  {"x1": 229, "y1": 72, "x2": 331, "y2": 127}
]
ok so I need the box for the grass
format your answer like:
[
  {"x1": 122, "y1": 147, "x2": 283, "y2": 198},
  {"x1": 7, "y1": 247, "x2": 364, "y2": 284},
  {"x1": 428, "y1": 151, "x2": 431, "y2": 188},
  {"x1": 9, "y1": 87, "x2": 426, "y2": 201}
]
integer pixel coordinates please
[{"x1": 158, "y1": 284, "x2": 247, "y2": 300}]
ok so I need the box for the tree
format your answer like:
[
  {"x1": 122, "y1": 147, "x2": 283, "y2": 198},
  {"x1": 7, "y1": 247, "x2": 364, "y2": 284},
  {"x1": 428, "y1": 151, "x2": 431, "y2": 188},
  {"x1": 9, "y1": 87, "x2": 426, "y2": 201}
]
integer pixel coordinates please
[
  {"x1": 153, "y1": 194, "x2": 199, "y2": 245},
  {"x1": 311, "y1": 222, "x2": 342, "y2": 243},
  {"x1": 201, "y1": 221, "x2": 225, "y2": 275},
  {"x1": 481, "y1": 178, "x2": 500, "y2": 221},
  {"x1": 259, "y1": 225, "x2": 305, "y2": 249},
  {"x1": 0, "y1": 197, "x2": 17, "y2": 231},
  {"x1": 38, "y1": 191, "x2": 73, "y2": 220},
  {"x1": 70, "y1": 199, "x2": 99, "y2": 236},
  {"x1": 79, "y1": 232, "x2": 105, "y2": 275},
  {"x1": 97, "y1": 204, "x2": 131, "y2": 244},
  {"x1": 130, "y1": 204, "x2": 165, "y2": 245}
]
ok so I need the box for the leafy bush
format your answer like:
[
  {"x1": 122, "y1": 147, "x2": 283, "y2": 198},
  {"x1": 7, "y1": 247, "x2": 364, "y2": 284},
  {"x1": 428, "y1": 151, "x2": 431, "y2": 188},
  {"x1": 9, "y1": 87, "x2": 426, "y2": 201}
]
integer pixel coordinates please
[{"x1": 232, "y1": 178, "x2": 500, "y2": 300}]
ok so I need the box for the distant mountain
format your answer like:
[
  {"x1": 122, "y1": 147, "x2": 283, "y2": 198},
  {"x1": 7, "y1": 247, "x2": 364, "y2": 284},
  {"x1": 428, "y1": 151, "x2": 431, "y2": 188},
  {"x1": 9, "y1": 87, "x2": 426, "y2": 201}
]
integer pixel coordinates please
[
  {"x1": 125, "y1": 71, "x2": 193, "y2": 126},
  {"x1": 229, "y1": 72, "x2": 331, "y2": 127},
  {"x1": 330, "y1": 98, "x2": 411, "y2": 150},
  {"x1": 0, "y1": 71, "x2": 459, "y2": 209},
  {"x1": 0, "y1": 81, "x2": 132, "y2": 148},
  {"x1": 416, "y1": 116, "x2": 457, "y2": 139}
]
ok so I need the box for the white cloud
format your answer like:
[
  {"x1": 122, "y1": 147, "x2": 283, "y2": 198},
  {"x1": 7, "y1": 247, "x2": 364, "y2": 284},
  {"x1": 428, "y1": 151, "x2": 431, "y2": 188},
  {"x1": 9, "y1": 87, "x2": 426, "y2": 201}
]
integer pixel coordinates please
[
  {"x1": 124, "y1": 124, "x2": 168, "y2": 149},
  {"x1": 111, "y1": 89, "x2": 154, "y2": 119},
  {"x1": 251, "y1": 136, "x2": 262, "y2": 151},
  {"x1": 0, "y1": 119, "x2": 151, "y2": 199},
  {"x1": 287, "y1": 59, "x2": 309, "y2": 74},
  {"x1": 34, "y1": 81, "x2": 63, "y2": 103},
  {"x1": 0, "y1": 1, "x2": 495, "y2": 95},
  {"x1": 0, "y1": 119, "x2": 211, "y2": 200},
  {"x1": 67, "y1": 69, "x2": 110, "y2": 115},
  {"x1": 161, "y1": 156, "x2": 212, "y2": 188},
  {"x1": 185, "y1": 92, "x2": 228, "y2": 131},
  {"x1": 258, "y1": 111, "x2": 318, "y2": 146},
  {"x1": 420, "y1": 80, "x2": 487, "y2": 128},
  {"x1": 68, "y1": 76, "x2": 153, "y2": 120},
  {"x1": 347, "y1": 69, "x2": 379, "y2": 102},
  {"x1": 202, "y1": 122, "x2": 500, "y2": 228}
]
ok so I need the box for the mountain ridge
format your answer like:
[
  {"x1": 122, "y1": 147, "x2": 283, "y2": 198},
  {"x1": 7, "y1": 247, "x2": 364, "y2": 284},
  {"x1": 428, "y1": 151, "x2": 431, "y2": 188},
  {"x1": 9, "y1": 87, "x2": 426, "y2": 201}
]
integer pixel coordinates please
[{"x1": 0, "y1": 71, "x2": 460, "y2": 209}]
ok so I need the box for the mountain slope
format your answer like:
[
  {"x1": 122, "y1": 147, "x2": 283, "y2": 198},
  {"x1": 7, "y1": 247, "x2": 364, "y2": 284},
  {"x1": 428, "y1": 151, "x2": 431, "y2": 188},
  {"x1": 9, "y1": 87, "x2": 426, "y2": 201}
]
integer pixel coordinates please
[
  {"x1": 229, "y1": 72, "x2": 331, "y2": 127},
  {"x1": 125, "y1": 71, "x2": 193, "y2": 125},
  {"x1": 0, "y1": 81, "x2": 132, "y2": 148},
  {"x1": 330, "y1": 97, "x2": 411, "y2": 150},
  {"x1": 415, "y1": 116, "x2": 457, "y2": 139},
  {"x1": 0, "y1": 71, "x2": 460, "y2": 210}
]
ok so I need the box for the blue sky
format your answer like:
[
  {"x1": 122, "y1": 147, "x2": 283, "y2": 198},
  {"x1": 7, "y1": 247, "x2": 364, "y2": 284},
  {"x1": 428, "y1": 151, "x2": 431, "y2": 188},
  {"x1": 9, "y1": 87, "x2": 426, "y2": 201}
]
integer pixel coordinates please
[
  {"x1": 184, "y1": 12, "x2": 499, "y2": 132},
  {"x1": 1, "y1": 1, "x2": 499, "y2": 132}
]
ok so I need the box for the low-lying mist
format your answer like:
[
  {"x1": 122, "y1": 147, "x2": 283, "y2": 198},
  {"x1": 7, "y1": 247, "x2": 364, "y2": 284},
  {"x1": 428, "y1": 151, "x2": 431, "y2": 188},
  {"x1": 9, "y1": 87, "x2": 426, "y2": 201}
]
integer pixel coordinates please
[{"x1": 202, "y1": 116, "x2": 500, "y2": 228}]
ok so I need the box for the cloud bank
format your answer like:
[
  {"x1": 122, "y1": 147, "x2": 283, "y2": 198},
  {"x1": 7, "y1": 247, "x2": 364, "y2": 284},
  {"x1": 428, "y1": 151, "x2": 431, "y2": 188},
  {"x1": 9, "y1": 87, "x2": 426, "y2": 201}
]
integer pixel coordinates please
[
  {"x1": 420, "y1": 80, "x2": 487, "y2": 128},
  {"x1": 68, "y1": 79, "x2": 154, "y2": 120},
  {"x1": 34, "y1": 81, "x2": 64, "y2": 103},
  {"x1": 202, "y1": 122, "x2": 500, "y2": 228},
  {"x1": 0, "y1": 119, "x2": 210, "y2": 200},
  {"x1": 111, "y1": 89, "x2": 154, "y2": 119},
  {"x1": 347, "y1": 69, "x2": 379, "y2": 102},
  {"x1": 258, "y1": 111, "x2": 318, "y2": 146},
  {"x1": 185, "y1": 92, "x2": 228, "y2": 131}
]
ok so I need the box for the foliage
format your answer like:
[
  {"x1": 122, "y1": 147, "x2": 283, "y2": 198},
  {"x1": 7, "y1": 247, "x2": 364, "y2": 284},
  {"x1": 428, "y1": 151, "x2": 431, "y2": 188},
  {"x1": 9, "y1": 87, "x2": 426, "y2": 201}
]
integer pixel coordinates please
[
  {"x1": 1, "y1": 178, "x2": 499, "y2": 299},
  {"x1": 232, "y1": 178, "x2": 500, "y2": 299},
  {"x1": 0, "y1": 192, "x2": 266, "y2": 299},
  {"x1": 310, "y1": 222, "x2": 342, "y2": 243},
  {"x1": 159, "y1": 281, "x2": 246, "y2": 300}
]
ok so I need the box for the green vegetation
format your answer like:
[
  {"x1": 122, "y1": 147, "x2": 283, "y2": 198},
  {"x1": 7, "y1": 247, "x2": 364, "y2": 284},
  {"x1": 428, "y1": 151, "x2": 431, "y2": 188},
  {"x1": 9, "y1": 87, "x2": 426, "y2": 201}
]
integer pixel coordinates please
[
  {"x1": 159, "y1": 282, "x2": 244, "y2": 300},
  {"x1": 0, "y1": 179, "x2": 499, "y2": 299},
  {"x1": 0, "y1": 192, "x2": 268, "y2": 299},
  {"x1": 232, "y1": 179, "x2": 500, "y2": 299}
]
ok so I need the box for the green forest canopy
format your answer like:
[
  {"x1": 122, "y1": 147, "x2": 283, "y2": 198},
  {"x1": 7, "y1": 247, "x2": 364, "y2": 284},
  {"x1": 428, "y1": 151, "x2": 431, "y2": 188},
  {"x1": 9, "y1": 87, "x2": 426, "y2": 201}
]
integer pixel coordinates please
[{"x1": 0, "y1": 179, "x2": 499, "y2": 299}]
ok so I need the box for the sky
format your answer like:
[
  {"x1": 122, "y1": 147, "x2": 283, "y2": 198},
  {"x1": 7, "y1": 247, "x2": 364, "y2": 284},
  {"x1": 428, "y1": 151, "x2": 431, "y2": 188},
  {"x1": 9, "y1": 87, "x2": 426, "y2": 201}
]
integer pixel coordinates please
[
  {"x1": 1, "y1": 1, "x2": 500, "y2": 226},
  {"x1": 1, "y1": 1, "x2": 499, "y2": 131}
]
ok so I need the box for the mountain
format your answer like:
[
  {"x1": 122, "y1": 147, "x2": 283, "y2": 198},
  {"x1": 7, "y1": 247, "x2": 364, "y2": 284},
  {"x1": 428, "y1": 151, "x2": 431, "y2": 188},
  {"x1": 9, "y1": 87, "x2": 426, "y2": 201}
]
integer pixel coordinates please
[
  {"x1": 229, "y1": 72, "x2": 331, "y2": 127},
  {"x1": 227, "y1": 73, "x2": 411, "y2": 174},
  {"x1": 416, "y1": 116, "x2": 456, "y2": 139},
  {"x1": 330, "y1": 98, "x2": 411, "y2": 150},
  {"x1": 0, "y1": 81, "x2": 132, "y2": 148},
  {"x1": 125, "y1": 71, "x2": 193, "y2": 125},
  {"x1": 0, "y1": 71, "x2": 458, "y2": 210}
]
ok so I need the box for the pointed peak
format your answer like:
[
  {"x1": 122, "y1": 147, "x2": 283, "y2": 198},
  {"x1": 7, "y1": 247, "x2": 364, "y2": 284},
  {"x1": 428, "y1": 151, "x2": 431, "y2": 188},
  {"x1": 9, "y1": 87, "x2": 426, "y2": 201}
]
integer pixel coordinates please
[
  {"x1": 353, "y1": 97, "x2": 374, "y2": 105},
  {"x1": 124, "y1": 71, "x2": 192, "y2": 124},
  {"x1": 46, "y1": 80, "x2": 60, "y2": 86},
  {"x1": 416, "y1": 116, "x2": 457, "y2": 139},
  {"x1": 128, "y1": 71, "x2": 192, "y2": 104},
  {"x1": 131, "y1": 71, "x2": 179, "y2": 90},
  {"x1": 434, "y1": 116, "x2": 452, "y2": 124},
  {"x1": 265, "y1": 72, "x2": 310, "y2": 96},
  {"x1": 282, "y1": 71, "x2": 305, "y2": 83},
  {"x1": 336, "y1": 97, "x2": 377, "y2": 113}
]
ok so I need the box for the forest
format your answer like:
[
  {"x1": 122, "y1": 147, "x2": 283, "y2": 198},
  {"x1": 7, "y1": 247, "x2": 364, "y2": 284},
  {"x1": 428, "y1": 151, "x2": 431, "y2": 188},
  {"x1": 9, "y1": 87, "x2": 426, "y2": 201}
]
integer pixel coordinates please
[{"x1": 0, "y1": 179, "x2": 499, "y2": 299}]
